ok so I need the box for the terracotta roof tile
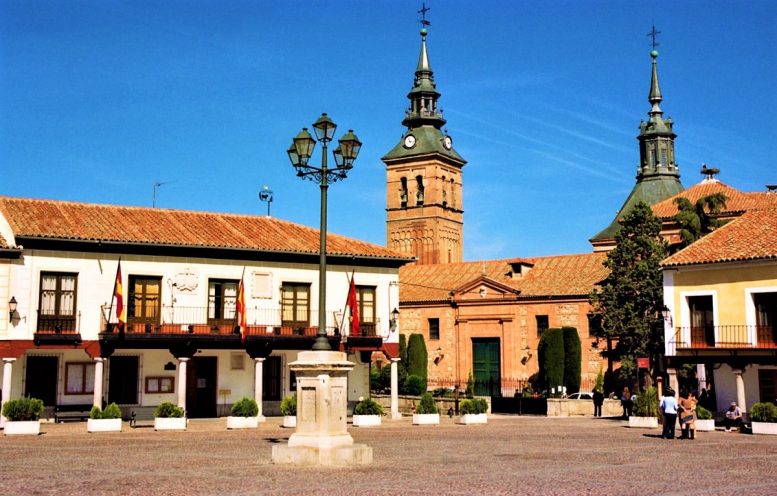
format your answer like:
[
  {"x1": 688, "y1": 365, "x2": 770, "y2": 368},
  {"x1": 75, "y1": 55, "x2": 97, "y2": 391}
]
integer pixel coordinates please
[
  {"x1": 400, "y1": 252, "x2": 608, "y2": 302},
  {"x1": 662, "y1": 207, "x2": 777, "y2": 267},
  {"x1": 651, "y1": 180, "x2": 777, "y2": 219},
  {"x1": 0, "y1": 196, "x2": 410, "y2": 260}
]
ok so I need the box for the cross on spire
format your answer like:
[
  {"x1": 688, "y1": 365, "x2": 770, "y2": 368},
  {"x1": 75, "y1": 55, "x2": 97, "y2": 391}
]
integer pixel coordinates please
[
  {"x1": 418, "y1": 2, "x2": 430, "y2": 27},
  {"x1": 647, "y1": 24, "x2": 661, "y2": 50}
]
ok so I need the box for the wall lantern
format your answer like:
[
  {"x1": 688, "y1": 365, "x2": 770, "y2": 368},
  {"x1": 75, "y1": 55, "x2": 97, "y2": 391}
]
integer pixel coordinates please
[{"x1": 8, "y1": 296, "x2": 17, "y2": 321}]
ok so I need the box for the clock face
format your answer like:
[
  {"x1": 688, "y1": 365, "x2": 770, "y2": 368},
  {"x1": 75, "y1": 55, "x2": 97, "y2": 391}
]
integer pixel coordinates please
[
  {"x1": 403, "y1": 134, "x2": 416, "y2": 148},
  {"x1": 443, "y1": 136, "x2": 452, "y2": 149}
]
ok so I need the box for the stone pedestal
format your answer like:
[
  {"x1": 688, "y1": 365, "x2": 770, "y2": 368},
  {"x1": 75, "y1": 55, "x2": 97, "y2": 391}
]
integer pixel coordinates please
[{"x1": 271, "y1": 350, "x2": 372, "y2": 466}]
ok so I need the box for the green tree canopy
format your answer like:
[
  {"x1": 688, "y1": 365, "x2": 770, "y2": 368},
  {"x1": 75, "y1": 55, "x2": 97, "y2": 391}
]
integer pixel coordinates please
[
  {"x1": 538, "y1": 328, "x2": 564, "y2": 393},
  {"x1": 562, "y1": 327, "x2": 582, "y2": 394},
  {"x1": 590, "y1": 201, "x2": 667, "y2": 381},
  {"x1": 406, "y1": 333, "x2": 428, "y2": 381},
  {"x1": 673, "y1": 192, "x2": 728, "y2": 249}
]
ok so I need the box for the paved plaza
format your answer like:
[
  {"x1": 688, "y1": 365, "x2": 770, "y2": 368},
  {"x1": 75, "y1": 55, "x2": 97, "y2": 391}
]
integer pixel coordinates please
[{"x1": 1, "y1": 415, "x2": 775, "y2": 495}]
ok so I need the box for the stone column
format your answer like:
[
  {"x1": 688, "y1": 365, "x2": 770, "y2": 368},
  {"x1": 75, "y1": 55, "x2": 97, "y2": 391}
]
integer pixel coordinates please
[
  {"x1": 733, "y1": 369, "x2": 746, "y2": 412},
  {"x1": 1, "y1": 358, "x2": 16, "y2": 428},
  {"x1": 177, "y1": 357, "x2": 189, "y2": 413},
  {"x1": 254, "y1": 357, "x2": 266, "y2": 421},
  {"x1": 92, "y1": 357, "x2": 105, "y2": 408},
  {"x1": 667, "y1": 368, "x2": 679, "y2": 398},
  {"x1": 390, "y1": 358, "x2": 401, "y2": 420}
]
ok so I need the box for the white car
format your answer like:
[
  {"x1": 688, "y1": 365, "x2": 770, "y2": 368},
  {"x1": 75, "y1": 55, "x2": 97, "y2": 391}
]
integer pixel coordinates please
[{"x1": 567, "y1": 392, "x2": 594, "y2": 400}]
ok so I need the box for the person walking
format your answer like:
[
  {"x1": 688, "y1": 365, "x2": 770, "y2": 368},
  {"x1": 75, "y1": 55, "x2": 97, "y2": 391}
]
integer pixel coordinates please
[
  {"x1": 678, "y1": 389, "x2": 696, "y2": 440},
  {"x1": 593, "y1": 388, "x2": 604, "y2": 417},
  {"x1": 660, "y1": 389, "x2": 679, "y2": 440},
  {"x1": 621, "y1": 387, "x2": 633, "y2": 419}
]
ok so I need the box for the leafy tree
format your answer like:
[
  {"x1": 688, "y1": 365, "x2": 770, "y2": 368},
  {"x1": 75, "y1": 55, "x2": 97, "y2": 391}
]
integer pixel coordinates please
[
  {"x1": 673, "y1": 193, "x2": 728, "y2": 249},
  {"x1": 562, "y1": 327, "x2": 582, "y2": 394},
  {"x1": 590, "y1": 202, "x2": 667, "y2": 382},
  {"x1": 538, "y1": 328, "x2": 564, "y2": 394}
]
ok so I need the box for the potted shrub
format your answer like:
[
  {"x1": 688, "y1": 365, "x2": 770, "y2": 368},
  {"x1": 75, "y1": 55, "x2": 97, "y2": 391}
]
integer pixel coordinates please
[
  {"x1": 227, "y1": 397, "x2": 259, "y2": 429},
  {"x1": 280, "y1": 394, "x2": 297, "y2": 428},
  {"x1": 153, "y1": 401, "x2": 186, "y2": 431},
  {"x1": 352, "y1": 397, "x2": 383, "y2": 427},
  {"x1": 87, "y1": 402, "x2": 123, "y2": 433},
  {"x1": 750, "y1": 402, "x2": 777, "y2": 435},
  {"x1": 629, "y1": 387, "x2": 659, "y2": 429},
  {"x1": 457, "y1": 398, "x2": 488, "y2": 425},
  {"x1": 2, "y1": 397, "x2": 44, "y2": 436},
  {"x1": 412, "y1": 392, "x2": 440, "y2": 425},
  {"x1": 694, "y1": 405, "x2": 715, "y2": 432}
]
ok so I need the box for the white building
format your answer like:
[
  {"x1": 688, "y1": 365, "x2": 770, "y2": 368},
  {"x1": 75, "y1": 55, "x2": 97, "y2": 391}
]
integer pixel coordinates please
[{"x1": 0, "y1": 196, "x2": 409, "y2": 423}]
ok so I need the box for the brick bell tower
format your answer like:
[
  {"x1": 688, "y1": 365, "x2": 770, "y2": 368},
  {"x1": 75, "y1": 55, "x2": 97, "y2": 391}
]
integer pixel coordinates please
[{"x1": 382, "y1": 27, "x2": 466, "y2": 265}]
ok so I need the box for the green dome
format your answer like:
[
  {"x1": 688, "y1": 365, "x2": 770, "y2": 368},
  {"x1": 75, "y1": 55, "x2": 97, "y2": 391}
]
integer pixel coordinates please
[{"x1": 651, "y1": 50, "x2": 659, "y2": 58}]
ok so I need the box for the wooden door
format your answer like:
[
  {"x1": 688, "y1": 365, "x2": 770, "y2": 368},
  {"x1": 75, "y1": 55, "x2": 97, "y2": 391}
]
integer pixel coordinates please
[
  {"x1": 472, "y1": 338, "x2": 501, "y2": 397},
  {"x1": 25, "y1": 356, "x2": 58, "y2": 407}
]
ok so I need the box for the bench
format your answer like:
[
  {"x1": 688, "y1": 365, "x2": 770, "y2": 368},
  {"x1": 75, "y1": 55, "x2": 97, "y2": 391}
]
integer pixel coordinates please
[
  {"x1": 54, "y1": 404, "x2": 93, "y2": 423},
  {"x1": 129, "y1": 407, "x2": 157, "y2": 427}
]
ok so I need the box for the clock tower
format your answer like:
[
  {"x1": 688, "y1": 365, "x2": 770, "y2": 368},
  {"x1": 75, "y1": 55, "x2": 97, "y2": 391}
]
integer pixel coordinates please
[{"x1": 382, "y1": 28, "x2": 466, "y2": 265}]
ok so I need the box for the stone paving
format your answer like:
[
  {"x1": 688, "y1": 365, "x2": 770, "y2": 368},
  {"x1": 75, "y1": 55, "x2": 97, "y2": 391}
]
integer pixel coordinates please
[{"x1": 1, "y1": 415, "x2": 776, "y2": 495}]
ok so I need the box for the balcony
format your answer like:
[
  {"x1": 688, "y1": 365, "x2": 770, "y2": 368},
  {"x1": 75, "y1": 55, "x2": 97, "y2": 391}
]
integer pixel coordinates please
[
  {"x1": 34, "y1": 312, "x2": 82, "y2": 346},
  {"x1": 99, "y1": 305, "x2": 383, "y2": 350},
  {"x1": 667, "y1": 325, "x2": 777, "y2": 355}
]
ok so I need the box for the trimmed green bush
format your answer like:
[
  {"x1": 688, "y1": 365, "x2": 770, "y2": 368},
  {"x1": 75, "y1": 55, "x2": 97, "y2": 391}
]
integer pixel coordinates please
[
  {"x1": 399, "y1": 333, "x2": 408, "y2": 369},
  {"x1": 695, "y1": 405, "x2": 713, "y2": 420},
  {"x1": 406, "y1": 333, "x2": 428, "y2": 381},
  {"x1": 102, "y1": 403, "x2": 122, "y2": 419},
  {"x1": 594, "y1": 367, "x2": 604, "y2": 393},
  {"x1": 354, "y1": 398, "x2": 384, "y2": 416},
  {"x1": 562, "y1": 327, "x2": 582, "y2": 394},
  {"x1": 154, "y1": 402, "x2": 184, "y2": 418},
  {"x1": 90, "y1": 405, "x2": 102, "y2": 419},
  {"x1": 633, "y1": 387, "x2": 659, "y2": 417},
  {"x1": 538, "y1": 328, "x2": 564, "y2": 394},
  {"x1": 460, "y1": 398, "x2": 488, "y2": 415},
  {"x1": 403, "y1": 374, "x2": 427, "y2": 395},
  {"x1": 231, "y1": 397, "x2": 259, "y2": 417},
  {"x1": 416, "y1": 392, "x2": 438, "y2": 414},
  {"x1": 432, "y1": 387, "x2": 453, "y2": 398},
  {"x1": 465, "y1": 370, "x2": 475, "y2": 399},
  {"x1": 750, "y1": 402, "x2": 777, "y2": 423},
  {"x1": 2, "y1": 397, "x2": 44, "y2": 421},
  {"x1": 280, "y1": 394, "x2": 297, "y2": 416}
]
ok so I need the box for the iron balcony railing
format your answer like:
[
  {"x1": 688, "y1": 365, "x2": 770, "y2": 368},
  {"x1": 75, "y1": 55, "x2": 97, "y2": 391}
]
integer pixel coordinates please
[
  {"x1": 100, "y1": 305, "x2": 380, "y2": 339},
  {"x1": 668, "y1": 325, "x2": 777, "y2": 354},
  {"x1": 36, "y1": 312, "x2": 79, "y2": 334}
]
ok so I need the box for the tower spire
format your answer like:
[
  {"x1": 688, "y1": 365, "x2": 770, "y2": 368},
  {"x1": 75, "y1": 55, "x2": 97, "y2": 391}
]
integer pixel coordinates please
[{"x1": 649, "y1": 50, "x2": 663, "y2": 115}]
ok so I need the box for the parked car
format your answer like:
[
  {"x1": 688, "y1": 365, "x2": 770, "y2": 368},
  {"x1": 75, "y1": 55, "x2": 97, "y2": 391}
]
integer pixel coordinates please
[{"x1": 567, "y1": 392, "x2": 594, "y2": 400}]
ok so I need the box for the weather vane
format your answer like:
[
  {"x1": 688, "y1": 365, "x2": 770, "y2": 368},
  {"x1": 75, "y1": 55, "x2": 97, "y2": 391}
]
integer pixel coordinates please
[
  {"x1": 647, "y1": 24, "x2": 661, "y2": 51},
  {"x1": 418, "y1": 2, "x2": 430, "y2": 27}
]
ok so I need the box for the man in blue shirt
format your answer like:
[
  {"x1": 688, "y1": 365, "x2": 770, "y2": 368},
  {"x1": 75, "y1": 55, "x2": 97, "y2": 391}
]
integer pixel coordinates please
[{"x1": 660, "y1": 389, "x2": 679, "y2": 440}]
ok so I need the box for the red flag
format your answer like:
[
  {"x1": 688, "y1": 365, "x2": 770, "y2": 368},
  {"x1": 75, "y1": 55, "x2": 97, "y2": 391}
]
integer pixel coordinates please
[
  {"x1": 346, "y1": 273, "x2": 360, "y2": 336},
  {"x1": 237, "y1": 274, "x2": 247, "y2": 343},
  {"x1": 114, "y1": 261, "x2": 125, "y2": 331}
]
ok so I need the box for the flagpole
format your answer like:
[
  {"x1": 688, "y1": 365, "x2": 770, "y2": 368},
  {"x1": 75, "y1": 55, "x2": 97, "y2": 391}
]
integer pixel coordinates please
[
  {"x1": 338, "y1": 271, "x2": 353, "y2": 335},
  {"x1": 236, "y1": 266, "x2": 246, "y2": 339},
  {"x1": 106, "y1": 257, "x2": 121, "y2": 331}
]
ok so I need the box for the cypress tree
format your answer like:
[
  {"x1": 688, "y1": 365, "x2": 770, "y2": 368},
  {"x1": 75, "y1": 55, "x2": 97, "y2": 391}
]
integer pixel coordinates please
[
  {"x1": 538, "y1": 328, "x2": 564, "y2": 394},
  {"x1": 562, "y1": 327, "x2": 582, "y2": 394},
  {"x1": 406, "y1": 333, "x2": 428, "y2": 381}
]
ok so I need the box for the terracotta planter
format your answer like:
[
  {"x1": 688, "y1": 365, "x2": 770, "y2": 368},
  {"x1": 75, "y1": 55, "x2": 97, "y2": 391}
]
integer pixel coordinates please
[
  {"x1": 628, "y1": 416, "x2": 658, "y2": 429},
  {"x1": 457, "y1": 413, "x2": 487, "y2": 425},
  {"x1": 226, "y1": 416, "x2": 259, "y2": 429},
  {"x1": 282, "y1": 415, "x2": 296, "y2": 428},
  {"x1": 352, "y1": 415, "x2": 381, "y2": 427},
  {"x1": 154, "y1": 417, "x2": 187, "y2": 431},
  {"x1": 752, "y1": 421, "x2": 777, "y2": 435},
  {"x1": 412, "y1": 413, "x2": 440, "y2": 425},
  {"x1": 87, "y1": 418, "x2": 122, "y2": 433},
  {"x1": 695, "y1": 419, "x2": 715, "y2": 432},
  {"x1": 3, "y1": 420, "x2": 41, "y2": 436}
]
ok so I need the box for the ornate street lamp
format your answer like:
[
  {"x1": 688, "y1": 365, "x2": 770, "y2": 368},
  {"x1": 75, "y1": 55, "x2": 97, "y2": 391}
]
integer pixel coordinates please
[{"x1": 287, "y1": 113, "x2": 362, "y2": 351}]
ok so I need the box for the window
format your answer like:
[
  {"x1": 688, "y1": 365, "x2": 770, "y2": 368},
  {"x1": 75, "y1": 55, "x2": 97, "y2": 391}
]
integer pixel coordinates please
[
  {"x1": 536, "y1": 315, "x2": 549, "y2": 336},
  {"x1": 38, "y1": 272, "x2": 77, "y2": 332},
  {"x1": 754, "y1": 292, "x2": 777, "y2": 345},
  {"x1": 263, "y1": 356, "x2": 281, "y2": 400},
  {"x1": 281, "y1": 283, "x2": 310, "y2": 329},
  {"x1": 128, "y1": 276, "x2": 162, "y2": 324},
  {"x1": 208, "y1": 279, "x2": 238, "y2": 323},
  {"x1": 759, "y1": 369, "x2": 777, "y2": 404},
  {"x1": 428, "y1": 318, "x2": 440, "y2": 340},
  {"x1": 357, "y1": 286, "x2": 376, "y2": 336},
  {"x1": 65, "y1": 362, "x2": 95, "y2": 395},
  {"x1": 145, "y1": 377, "x2": 174, "y2": 394},
  {"x1": 400, "y1": 177, "x2": 408, "y2": 208},
  {"x1": 688, "y1": 295, "x2": 714, "y2": 346}
]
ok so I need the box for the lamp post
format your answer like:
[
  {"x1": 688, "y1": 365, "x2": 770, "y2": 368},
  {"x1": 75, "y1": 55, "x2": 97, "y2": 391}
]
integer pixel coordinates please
[{"x1": 287, "y1": 113, "x2": 361, "y2": 351}]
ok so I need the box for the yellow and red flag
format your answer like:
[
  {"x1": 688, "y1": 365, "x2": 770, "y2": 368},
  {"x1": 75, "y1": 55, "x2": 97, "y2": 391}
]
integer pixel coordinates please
[
  {"x1": 346, "y1": 272, "x2": 360, "y2": 336},
  {"x1": 114, "y1": 261, "x2": 126, "y2": 331},
  {"x1": 237, "y1": 272, "x2": 247, "y2": 343}
]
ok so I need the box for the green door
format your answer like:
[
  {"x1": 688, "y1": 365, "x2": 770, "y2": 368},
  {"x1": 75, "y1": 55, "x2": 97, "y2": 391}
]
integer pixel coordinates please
[{"x1": 472, "y1": 338, "x2": 501, "y2": 397}]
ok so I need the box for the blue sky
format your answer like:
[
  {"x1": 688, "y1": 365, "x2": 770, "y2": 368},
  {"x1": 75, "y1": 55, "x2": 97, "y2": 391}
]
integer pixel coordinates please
[{"x1": 1, "y1": 1, "x2": 775, "y2": 260}]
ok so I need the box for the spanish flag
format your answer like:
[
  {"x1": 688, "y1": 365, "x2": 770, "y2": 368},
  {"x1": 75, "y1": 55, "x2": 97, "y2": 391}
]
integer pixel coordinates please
[
  {"x1": 236, "y1": 271, "x2": 247, "y2": 343},
  {"x1": 346, "y1": 272, "x2": 360, "y2": 336},
  {"x1": 114, "y1": 261, "x2": 126, "y2": 331}
]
